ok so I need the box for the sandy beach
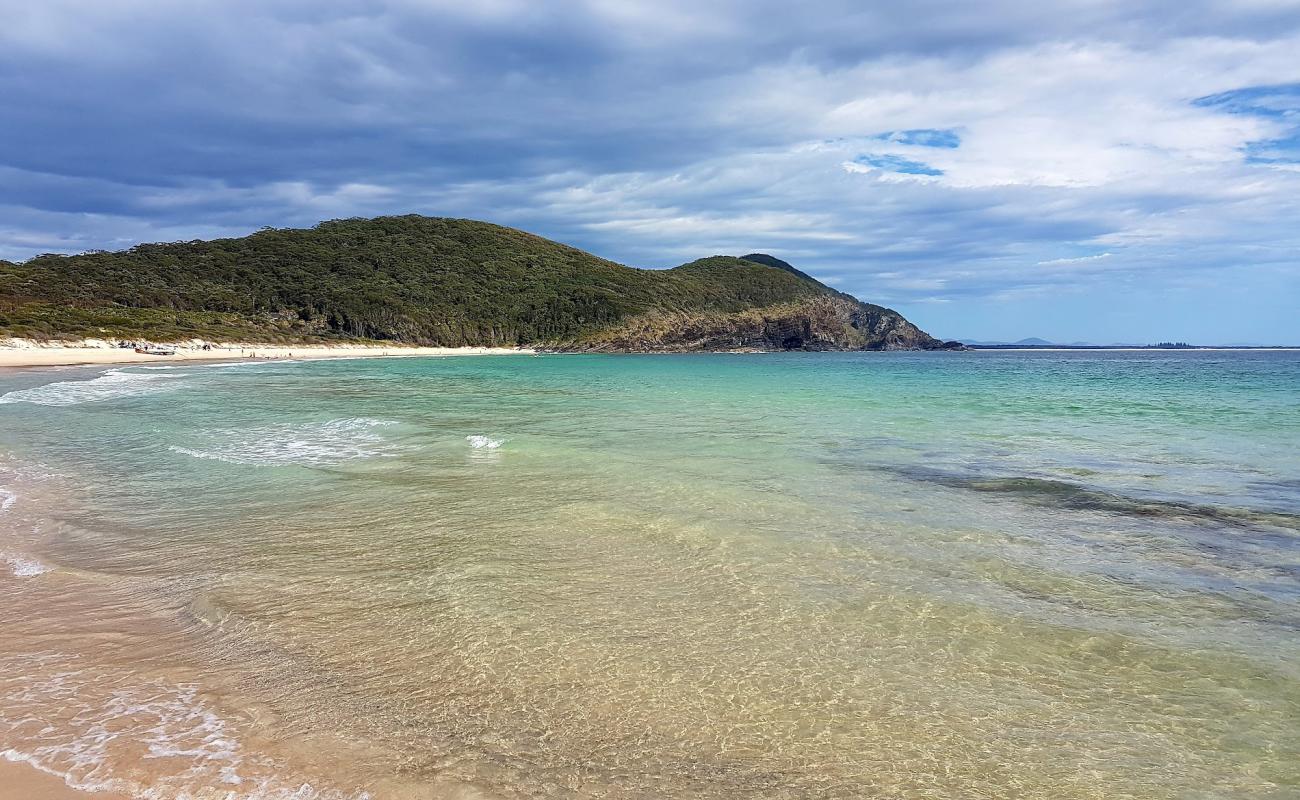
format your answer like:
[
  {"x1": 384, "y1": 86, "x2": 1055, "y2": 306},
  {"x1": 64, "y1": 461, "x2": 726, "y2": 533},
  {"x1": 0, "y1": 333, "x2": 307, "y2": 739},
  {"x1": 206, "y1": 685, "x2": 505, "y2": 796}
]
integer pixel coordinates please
[
  {"x1": 0, "y1": 340, "x2": 533, "y2": 368},
  {"x1": 0, "y1": 759, "x2": 129, "y2": 800}
]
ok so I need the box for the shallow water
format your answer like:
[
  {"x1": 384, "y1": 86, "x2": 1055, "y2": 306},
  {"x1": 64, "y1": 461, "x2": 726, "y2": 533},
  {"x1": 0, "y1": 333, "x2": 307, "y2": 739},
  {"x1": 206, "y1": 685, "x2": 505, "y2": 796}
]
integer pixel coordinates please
[{"x1": 1, "y1": 351, "x2": 1297, "y2": 799}]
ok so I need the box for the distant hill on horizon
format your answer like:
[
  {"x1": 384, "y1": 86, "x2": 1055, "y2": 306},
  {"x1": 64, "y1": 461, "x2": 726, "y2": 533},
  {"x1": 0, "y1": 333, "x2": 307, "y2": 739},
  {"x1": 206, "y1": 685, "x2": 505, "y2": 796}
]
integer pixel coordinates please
[
  {"x1": 0, "y1": 215, "x2": 952, "y2": 352},
  {"x1": 958, "y1": 337, "x2": 1064, "y2": 346},
  {"x1": 954, "y1": 337, "x2": 1293, "y2": 349}
]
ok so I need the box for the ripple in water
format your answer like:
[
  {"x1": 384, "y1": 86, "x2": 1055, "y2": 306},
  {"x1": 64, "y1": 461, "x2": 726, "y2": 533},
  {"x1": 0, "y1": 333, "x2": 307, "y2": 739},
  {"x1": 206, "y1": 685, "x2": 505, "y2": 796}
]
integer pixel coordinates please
[
  {"x1": 169, "y1": 418, "x2": 399, "y2": 467},
  {"x1": 1, "y1": 352, "x2": 1296, "y2": 798},
  {"x1": 1, "y1": 487, "x2": 47, "y2": 577}
]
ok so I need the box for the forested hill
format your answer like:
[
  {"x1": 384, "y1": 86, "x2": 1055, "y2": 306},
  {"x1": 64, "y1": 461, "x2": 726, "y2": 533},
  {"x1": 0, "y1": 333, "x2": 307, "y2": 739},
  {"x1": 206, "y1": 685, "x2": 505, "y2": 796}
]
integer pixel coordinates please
[{"x1": 0, "y1": 215, "x2": 950, "y2": 351}]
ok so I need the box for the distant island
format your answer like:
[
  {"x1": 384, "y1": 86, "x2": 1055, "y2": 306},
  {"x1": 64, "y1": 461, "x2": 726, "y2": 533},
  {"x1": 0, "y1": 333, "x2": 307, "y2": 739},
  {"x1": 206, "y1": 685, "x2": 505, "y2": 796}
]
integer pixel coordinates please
[{"x1": 0, "y1": 215, "x2": 962, "y2": 353}]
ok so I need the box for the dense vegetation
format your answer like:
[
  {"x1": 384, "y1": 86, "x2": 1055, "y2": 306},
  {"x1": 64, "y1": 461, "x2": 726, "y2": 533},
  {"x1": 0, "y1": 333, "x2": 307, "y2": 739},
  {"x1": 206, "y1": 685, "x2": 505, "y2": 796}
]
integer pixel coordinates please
[{"x1": 0, "y1": 215, "x2": 941, "y2": 350}]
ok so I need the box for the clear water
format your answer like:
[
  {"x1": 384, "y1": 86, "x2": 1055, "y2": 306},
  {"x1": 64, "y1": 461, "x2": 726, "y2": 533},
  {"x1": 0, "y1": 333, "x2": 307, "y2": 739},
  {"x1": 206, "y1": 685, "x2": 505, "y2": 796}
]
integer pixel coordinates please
[{"x1": 1, "y1": 352, "x2": 1297, "y2": 799}]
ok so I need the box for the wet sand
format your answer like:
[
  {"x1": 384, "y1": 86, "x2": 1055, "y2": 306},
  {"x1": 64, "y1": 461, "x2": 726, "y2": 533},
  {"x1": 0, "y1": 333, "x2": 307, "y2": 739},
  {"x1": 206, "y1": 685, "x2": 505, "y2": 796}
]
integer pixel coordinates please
[{"x1": 0, "y1": 759, "x2": 130, "y2": 799}]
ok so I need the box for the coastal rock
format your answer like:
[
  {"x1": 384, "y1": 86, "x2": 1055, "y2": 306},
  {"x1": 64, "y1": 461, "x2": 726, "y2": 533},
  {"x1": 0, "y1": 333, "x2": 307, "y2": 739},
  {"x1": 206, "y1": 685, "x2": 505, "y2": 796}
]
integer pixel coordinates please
[{"x1": 563, "y1": 296, "x2": 946, "y2": 352}]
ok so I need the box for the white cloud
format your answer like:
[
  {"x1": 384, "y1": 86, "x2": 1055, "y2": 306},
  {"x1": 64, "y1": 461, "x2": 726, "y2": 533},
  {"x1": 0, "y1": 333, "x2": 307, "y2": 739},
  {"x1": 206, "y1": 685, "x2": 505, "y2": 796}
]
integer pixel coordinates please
[
  {"x1": 1038, "y1": 253, "x2": 1112, "y2": 265},
  {"x1": 0, "y1": 0, "x2": 1298, "y2": 339}
]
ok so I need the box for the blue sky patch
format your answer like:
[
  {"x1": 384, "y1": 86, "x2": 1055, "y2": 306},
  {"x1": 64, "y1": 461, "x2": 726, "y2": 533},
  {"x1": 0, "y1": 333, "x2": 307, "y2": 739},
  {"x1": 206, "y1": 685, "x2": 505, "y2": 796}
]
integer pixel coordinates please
[
  {"x1": 1194, "y1": 83, "x2": 1300, "y2": 164},
  {"x1": 1245, "y1": 134, "x2": 1300, "y2": 164},
  {"x1": 873, "y1": 128, "x2": 961, "y2": 148},
  {"x1": 1193, "y1": 83, "x2": 1300, "y2": 119},
  {"x1": 855, "y1": 154, "x2": 944, "y2": 176}
]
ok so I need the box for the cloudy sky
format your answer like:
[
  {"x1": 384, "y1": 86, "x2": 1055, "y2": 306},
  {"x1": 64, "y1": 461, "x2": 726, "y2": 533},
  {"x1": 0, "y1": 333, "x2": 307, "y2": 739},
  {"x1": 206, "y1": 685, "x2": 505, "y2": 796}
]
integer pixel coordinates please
[{"x1": 3, "y1": 1, "x2": 1299, "y2": 343}]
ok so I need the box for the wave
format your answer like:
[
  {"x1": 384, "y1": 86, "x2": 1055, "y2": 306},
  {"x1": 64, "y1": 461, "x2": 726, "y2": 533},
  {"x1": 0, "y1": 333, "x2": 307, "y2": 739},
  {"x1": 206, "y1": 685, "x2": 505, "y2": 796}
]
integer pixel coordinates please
[
  {"x1": 170, "y1": 418, "x2": 399, "y2": 467},
  {"x1": 0, "y1": 369, "x2": 184, "y2": 406},
  {"x1": 1, "y1": 486, "x2": 45, "y2": 576},
  {"x1": 466, "y1": 435, "x2": 505, "y2": 450},
  {"x1": 192, "y1": 359, "x2": 303, "y2": 370},
  {"x1": 136, "y1": 361, "x2": 255, "y2": 370},
  {"x1": 0, "y1": 662, "x2": 368, "y2": 799}
]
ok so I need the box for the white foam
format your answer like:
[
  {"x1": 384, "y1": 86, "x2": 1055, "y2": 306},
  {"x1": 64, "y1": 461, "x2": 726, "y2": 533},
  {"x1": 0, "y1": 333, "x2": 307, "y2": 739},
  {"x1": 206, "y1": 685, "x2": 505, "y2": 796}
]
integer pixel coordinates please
[
  {"x1": 0, "y1": 487, "x2": 15, "y2": 513},
  {"x1": 170, "y1": 418, "x2": 399, "y2": 467},
  {"x1": 0, "y1": 369, "x2": 183, "y2": 406},
  {"x1": 137, "y1": 361, "x2": 251, "y2": 369},
  {"x1": 2, "y1": 552, "x2": 49, "y2": 577},
  {"x1": 194, "y1": 360, "x2": 301, "y2": 370},
  {"x1": 466, "y1": 435, "x2": 505, "y2": 450},
  {"x1": 0, "y1": 666, "x2": 369, "y2": 800}
]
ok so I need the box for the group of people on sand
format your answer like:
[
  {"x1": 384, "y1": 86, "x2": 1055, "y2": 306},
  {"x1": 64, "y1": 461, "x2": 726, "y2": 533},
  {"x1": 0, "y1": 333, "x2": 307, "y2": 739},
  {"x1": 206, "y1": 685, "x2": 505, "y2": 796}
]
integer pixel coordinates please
[{"x1": 238, "y1": 350, "x2": 293, "y2": 358}]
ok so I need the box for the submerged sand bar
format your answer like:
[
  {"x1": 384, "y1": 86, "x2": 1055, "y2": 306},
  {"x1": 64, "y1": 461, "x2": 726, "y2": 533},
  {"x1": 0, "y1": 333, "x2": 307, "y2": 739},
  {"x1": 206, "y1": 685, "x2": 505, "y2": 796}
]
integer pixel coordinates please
[{"x1": 0, "y1": 339, "x2": 533, "y2": 368}]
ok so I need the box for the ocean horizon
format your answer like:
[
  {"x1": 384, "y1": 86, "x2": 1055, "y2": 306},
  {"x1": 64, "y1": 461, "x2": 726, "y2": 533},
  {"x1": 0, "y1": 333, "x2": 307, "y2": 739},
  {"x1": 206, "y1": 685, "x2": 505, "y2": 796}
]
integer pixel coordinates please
[{"x1": 1, "y1": 350, "x2": 1297, "y2": 799}]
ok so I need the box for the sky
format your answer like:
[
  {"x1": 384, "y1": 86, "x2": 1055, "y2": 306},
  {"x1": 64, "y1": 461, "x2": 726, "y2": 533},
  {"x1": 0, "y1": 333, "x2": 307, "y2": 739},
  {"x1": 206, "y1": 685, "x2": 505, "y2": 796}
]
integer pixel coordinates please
[{"x1": 2, "y1": 1, "x2": 1299, "y2": 343}]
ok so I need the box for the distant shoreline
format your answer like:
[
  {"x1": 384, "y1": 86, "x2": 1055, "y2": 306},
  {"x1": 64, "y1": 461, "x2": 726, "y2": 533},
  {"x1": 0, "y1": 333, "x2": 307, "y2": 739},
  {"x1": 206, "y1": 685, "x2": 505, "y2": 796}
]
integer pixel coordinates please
[
  {"x1": 3, "y1": 340, "x2": 1296, "y2": 369},
  {"x1": 0, "y1": 340, "x2": 533, "y2": 369}
]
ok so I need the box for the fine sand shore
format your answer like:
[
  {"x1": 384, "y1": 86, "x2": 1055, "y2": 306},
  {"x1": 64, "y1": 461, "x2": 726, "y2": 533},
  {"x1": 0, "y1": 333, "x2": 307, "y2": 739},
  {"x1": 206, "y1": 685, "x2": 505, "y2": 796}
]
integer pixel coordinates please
[
  {"x1": 0, "y1": 340, "x2": 533, "y2": 368},
  {"x1": 0, "y1": 759, "x2": 129, "y2": 800}
]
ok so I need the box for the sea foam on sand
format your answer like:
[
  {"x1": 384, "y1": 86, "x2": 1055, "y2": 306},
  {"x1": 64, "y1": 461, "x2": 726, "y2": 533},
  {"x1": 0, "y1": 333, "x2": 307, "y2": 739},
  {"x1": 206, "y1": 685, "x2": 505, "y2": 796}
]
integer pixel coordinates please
[
  {"x1": 0, "y1": 659, "x2": 369, "y2": 800},
  {"x1": 2, "y1": 552, "x2": 48, "y2": 578}
]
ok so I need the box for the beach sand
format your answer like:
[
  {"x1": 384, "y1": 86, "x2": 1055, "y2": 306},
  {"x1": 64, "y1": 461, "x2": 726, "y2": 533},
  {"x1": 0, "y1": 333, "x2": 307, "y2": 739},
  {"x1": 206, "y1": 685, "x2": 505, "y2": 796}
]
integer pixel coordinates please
[
  {"x1": 0, "y1": 759, "x2": 130, "y2": 800},
  {"x1": 0, "y1": 341, "x2": 533, "y2": 368}
]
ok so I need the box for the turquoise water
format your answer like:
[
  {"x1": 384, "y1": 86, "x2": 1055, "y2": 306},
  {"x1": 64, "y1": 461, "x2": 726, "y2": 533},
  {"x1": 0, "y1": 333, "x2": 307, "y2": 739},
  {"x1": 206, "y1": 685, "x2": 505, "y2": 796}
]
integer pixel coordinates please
[{"x1": 1, "y1": 351, "x2": 1297, "y2": 799}]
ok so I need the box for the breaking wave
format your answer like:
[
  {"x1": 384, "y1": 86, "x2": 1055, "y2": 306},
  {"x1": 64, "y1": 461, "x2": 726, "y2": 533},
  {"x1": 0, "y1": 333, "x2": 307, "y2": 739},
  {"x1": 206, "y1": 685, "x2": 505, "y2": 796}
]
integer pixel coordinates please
[
  {"x1": 1, "y1": 487, "x2": 45, "y2": 576},
  {"x1": 466, "y1": 435, "x2": 505, "y2": 450},
  {"x1": 169, "y1": 418, "x2": 399, "y2": 467},
  {"x1": 137, "y1": 361, "x2": 268, "y2": 370},
  {"x1": 0, "y1": 370, "x2": 183, "y2": 406}
]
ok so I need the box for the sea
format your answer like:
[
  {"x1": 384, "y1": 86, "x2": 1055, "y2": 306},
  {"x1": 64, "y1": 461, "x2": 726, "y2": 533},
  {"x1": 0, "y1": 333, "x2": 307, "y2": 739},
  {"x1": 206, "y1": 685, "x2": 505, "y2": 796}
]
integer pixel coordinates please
[{"x1": 0, "y1": 351, "x2": 1297, "y2": 799}]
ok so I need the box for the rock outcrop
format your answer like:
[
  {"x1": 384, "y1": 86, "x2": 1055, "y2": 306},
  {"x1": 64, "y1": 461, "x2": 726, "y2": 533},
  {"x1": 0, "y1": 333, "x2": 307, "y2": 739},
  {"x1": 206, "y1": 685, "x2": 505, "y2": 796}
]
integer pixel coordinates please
[{"x1": 564, "y1": 295, "x2": 948, "y2": 352}]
